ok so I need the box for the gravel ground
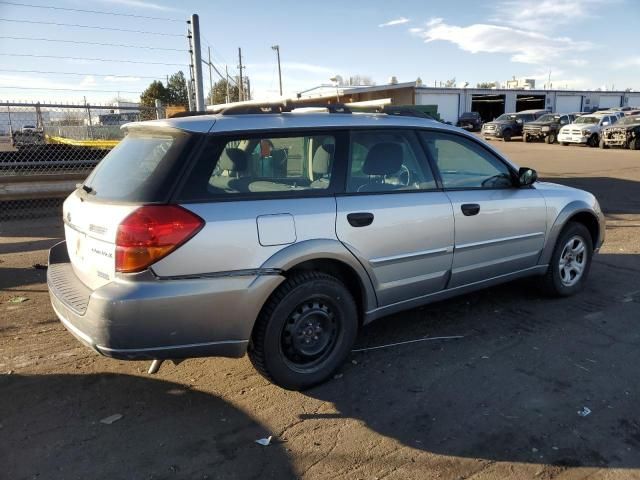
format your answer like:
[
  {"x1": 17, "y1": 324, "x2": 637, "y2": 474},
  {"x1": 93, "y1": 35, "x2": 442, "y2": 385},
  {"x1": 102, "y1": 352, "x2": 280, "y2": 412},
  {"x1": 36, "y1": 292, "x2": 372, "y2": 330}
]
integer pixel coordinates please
[{"x1": 1, "y1": 140, "x2": 640, "y2": 480}]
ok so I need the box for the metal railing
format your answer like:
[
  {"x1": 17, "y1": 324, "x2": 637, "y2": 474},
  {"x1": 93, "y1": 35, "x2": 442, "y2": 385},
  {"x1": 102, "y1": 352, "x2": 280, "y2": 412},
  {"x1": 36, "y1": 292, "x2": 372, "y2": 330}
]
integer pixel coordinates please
[{"x1": 0, "y1": 101, "x2": 162, "y2": 220}]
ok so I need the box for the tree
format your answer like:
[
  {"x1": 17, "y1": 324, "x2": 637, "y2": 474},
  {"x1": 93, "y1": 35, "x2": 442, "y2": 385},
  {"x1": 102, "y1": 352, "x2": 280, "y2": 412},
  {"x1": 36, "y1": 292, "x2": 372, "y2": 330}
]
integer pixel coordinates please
[
  {"x1": 444, "y1": 77, "x2": 456, "y2": 88},
  {"x1": 477, "y1": 81, "x2": 497, "y2": 88},
  {"x1": 167, "y1": 71, "x2": 188, "y2": 107},
  {"x1": 338, "y1": 75, "x2": 375, "y2": 86},
  {"x1": 139, "y1": 80, "x2": 169, "y2": 119},
  {"x1": 207, "y1": 78, "x2": 240, "y2": 105}
]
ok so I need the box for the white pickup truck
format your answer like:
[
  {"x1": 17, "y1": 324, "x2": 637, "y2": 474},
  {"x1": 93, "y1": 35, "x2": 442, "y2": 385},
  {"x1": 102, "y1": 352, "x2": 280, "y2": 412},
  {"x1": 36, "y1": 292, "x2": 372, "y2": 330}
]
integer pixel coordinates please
[{"x1": 558, "y1": 113, "x2": 618, "y2": 147}]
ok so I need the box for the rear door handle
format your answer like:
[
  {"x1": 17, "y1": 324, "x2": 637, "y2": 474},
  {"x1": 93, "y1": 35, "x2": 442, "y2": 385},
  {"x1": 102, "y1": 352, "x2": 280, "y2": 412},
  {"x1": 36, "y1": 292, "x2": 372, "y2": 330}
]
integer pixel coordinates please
[
  {"x1": 347, "y1": 212, "x2": 374, "y2": 227},
  {"x1": 461, "y1": 204, "x2": 480, "y2": 216}
]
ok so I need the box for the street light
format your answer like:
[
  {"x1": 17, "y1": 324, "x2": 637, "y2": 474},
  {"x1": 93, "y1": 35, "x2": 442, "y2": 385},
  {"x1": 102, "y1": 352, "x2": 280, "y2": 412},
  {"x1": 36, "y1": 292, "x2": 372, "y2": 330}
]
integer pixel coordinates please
[
  {"x1": 329, "y1": 76, "x2": 340, "y2": 103},
  {"x1": 271, "y1": 45, "x2": 283, "y2": 97}
]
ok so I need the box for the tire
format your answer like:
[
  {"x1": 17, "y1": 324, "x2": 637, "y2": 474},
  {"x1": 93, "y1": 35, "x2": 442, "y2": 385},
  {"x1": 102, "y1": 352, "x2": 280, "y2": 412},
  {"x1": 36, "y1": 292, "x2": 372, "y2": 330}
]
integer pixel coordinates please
[
  {"x1": 545, "y1": 133, "x2": 557, "y2": 144},
  {"x1": 630, "y1": 138, "x2": 640, "y2": 150},
  {"x1": 523, "y1": 133, "x2": 529, "y2": 143},
  {"x1": 503, "y1": 130, "x2": 512, "y2": 142},
  {"x1": 248, "y1": 271, "x2": 358, "y2": 390},
  {"x1": 588, "y1": 134, "x2": 599, "y2": 148},
  {"x1": 538, "y1": 222, "x2": 593, "y2": 297},
  {"x1": 599, "y1": 138, "x2": 609, "y2": 149}
]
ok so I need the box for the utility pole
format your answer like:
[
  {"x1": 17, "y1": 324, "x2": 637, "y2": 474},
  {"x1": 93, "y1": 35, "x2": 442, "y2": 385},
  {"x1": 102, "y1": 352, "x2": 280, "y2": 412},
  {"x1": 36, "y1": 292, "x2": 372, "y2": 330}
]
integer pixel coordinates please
[
  {"x1": 271, "y1": 45, "x2": 282, "y2": 96},
  {"x1": 190, "y1": 13, "x2": 205, "y2": 111},
  {"x1": 225, "y1": 65, "x2": 230, "y2": 103},
  {"x1": 238, "y1": 47, "x2": 244, "y2": 101},
  {"x1": 186, "y1": 18, "x2": 195, "y2": 111},
  {"x1": 207, "y1": 46, "x2": 213, "y2": 105}
]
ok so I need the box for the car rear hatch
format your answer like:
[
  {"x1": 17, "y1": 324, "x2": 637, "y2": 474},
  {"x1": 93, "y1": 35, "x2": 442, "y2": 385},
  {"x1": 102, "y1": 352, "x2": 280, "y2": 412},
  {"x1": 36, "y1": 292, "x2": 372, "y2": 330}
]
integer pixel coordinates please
[{"x1": 62, "y1": 127, "x2": 196, "y2": 290}]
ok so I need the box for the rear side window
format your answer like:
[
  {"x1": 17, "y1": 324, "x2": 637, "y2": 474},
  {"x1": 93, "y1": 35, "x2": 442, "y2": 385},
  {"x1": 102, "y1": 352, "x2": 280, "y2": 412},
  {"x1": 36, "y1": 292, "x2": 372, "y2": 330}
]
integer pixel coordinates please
[
  {"x1": 83, "y1": 130, "x2": 191, "y2": 202},
  {"x1": 178, "y1": 132, "x2": 339, "y2": 200}
]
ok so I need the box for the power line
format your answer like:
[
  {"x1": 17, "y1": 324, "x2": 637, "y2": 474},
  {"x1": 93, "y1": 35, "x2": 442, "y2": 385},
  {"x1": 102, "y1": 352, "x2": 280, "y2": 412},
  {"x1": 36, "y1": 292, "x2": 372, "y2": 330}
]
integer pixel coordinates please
[
  {"x1": 0, "y1": 52, "x2": 187, "y2": 66},
  {"x1": 0, "y1": 1, "x2": 184, "y2": 22},
  {"x1": 0, "y1": 35, "x2": 185, "y2": 51},
  {"x1": 0, "y1": 85, "x2": 143, "y2": 93},
  {"x1": 0, "y1": 68, "x2": 167, "y2": 80},
  {"x1": 0, "y1": 18, "x2": 185, "y2": 36},
  {"x1": 201, "y1": 58, "x2": 238, "y2": 86}
]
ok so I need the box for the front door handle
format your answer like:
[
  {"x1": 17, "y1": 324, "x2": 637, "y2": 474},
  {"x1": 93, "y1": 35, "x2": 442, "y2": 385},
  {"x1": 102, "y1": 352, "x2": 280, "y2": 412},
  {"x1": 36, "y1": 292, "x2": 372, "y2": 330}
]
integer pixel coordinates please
[
  {"x1": 461, "y1": 204, "x2": 480, "y2": 216},
  {"x1": 347, "y1": 212, "x2": 374, "y2": 227}
]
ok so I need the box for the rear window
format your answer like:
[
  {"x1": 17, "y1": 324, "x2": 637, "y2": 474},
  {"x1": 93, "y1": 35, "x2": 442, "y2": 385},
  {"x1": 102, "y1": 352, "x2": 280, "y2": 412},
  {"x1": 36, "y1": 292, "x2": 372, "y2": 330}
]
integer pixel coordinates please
[{"x1": 83, "y1": 130, "x2": 192, "y2": 202}]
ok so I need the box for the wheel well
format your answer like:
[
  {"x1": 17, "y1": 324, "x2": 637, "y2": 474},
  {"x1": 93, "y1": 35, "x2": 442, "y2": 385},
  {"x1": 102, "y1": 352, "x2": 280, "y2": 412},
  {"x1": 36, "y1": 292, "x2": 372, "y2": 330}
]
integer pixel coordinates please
[
  {"x1": 568, "y1": 211, "x2": 600, "y2": 247},
  {"x1": 285, "y1": 259, "x2": 367, "y2": 325}
]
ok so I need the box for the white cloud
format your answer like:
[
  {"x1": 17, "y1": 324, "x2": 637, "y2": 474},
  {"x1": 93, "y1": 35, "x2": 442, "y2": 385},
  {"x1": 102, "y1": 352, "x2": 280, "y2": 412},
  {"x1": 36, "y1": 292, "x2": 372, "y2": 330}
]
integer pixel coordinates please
[
  {"x1": 95, "y1": 0, "x2": 176, "y2": 12},
  {"x1": 613, "y1": 57, "x2": 640, "y2": 69},
  {"x1": 408, "y1": 27, "x2": 423, "y2": 34},
  {"x1": 104, "y1": 76, "x2": 143, "y2": 82},
  {"x1": 491, "y1": 0, "x2": 614, "y2": 31},
  {"x1": 379, "y1": 17, "x2": 410, "y2": 28},
  {"x1": 416, "y1": 20, "x2": 591, "y2": 64},
  {"x1": 426, "y1": 17, "x2": 443, "y2": 27}
]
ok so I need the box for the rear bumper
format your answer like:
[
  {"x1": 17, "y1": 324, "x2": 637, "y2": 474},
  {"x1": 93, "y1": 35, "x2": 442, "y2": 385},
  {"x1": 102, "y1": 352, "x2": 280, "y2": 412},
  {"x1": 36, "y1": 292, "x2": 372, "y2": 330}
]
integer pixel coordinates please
[{"x1": 47, "y1": 241, "x2": 284, "y2": 360}]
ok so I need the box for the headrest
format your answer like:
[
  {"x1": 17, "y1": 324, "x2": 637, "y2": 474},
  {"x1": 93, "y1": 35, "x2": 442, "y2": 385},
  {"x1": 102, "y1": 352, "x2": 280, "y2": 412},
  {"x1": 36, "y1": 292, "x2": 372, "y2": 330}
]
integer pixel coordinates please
[
  {"x1": 218, "y1": 148, "x2": 247, "y2": 172},
  {"x1": 362, "y1": 143, "x2": 403, "y2": 176},
  {"x1": 313, "y1": 144, "x2": 334, "y2": 175}
]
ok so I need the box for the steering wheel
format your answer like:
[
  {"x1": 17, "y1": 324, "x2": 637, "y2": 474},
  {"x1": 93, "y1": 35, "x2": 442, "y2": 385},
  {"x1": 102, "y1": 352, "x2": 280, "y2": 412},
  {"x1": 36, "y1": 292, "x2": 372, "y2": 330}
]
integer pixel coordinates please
[{"x1": 386, "y1": 164, "x2": 411, "y2": 187}]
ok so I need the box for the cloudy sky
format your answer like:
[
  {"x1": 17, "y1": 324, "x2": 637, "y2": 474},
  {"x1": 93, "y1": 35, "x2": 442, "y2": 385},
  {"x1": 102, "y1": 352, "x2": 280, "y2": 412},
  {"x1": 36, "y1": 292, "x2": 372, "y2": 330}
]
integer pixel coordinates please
[{"x1": 0, "y1": 0, "x2": 638, "y2": 103}]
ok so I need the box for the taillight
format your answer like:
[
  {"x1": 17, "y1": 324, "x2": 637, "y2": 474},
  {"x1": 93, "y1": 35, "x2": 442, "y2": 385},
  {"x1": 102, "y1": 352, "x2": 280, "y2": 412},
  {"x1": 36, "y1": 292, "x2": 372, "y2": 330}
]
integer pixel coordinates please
[{"x1": 115, "y1": 205, "x2": 204, "y2": 273}]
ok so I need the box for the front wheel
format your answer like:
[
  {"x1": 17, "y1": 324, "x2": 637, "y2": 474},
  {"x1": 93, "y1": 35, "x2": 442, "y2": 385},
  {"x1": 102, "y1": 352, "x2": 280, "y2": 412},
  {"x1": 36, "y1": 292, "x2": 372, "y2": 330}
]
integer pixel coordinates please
[
  {"x1": 630, "y1": 138, "x2": 640, "y2": 150},
  {"x1": 599, "y1": 138, "x2": 609, "y2": 149},
  {"x1": 561, "y1": 142, "x2": 569, "y2": 146},
  {"x1": 523, "y1": 133, "x2": 529, "y2": 143},
  {"x1": 539, "y1": 222, "x2": 593, "y2": 297},
  {"x1": 503, "y1": 130, "x2": 512, "y2": 142},
  {"x1": 248, "y1": 271, "x2": 358, "y2": 390},
  {"x1": 588, "y1": 134, "x2": 599, "y2": 148}
]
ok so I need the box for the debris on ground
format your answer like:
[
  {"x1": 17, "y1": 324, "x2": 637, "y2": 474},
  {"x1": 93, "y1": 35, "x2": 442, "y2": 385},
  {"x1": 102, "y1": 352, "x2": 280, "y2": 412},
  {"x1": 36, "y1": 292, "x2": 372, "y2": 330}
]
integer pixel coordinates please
[
  {"x1": 8, "y1": 296, "x2": 28, "y2": 304},
  {"x1": 255, "y1": 436, "x2": 273, "y2": 446},
  {"x1": 100, "y1": 414, "x2": 123, "y2": 425},
  {"x1": 577, "y1": 406, "x2": 592, "y2": 417}
]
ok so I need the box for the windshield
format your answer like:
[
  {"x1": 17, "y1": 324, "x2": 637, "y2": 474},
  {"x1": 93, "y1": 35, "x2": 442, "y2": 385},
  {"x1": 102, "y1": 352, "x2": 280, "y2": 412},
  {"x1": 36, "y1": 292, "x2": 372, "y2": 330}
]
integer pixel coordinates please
[
  {"x1": 83, "y1": 130, "x2": 192, "y2": 201},
  {"x1": 460, "y1": 112, "x2": 477, "y2": 118},
  {"x1": 618, "y1": 116, "x2": 640, "y2": 125},
  {"x1": 496, "y1": 114, "x2": 517, "y2": 121},
  {"x1": 574, "y1": 116, "x2": 599, "y2": 124},
  {"x1": 537, "y1": 114, "x2": 560, "y2": 122}
]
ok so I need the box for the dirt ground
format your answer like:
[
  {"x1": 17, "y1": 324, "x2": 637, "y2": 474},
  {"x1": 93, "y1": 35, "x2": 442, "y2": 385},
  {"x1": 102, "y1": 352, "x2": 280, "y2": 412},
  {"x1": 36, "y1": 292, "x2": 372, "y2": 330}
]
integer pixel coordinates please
[{"x1": 1, "y1": 140, "x2": 640, "y2": 480}]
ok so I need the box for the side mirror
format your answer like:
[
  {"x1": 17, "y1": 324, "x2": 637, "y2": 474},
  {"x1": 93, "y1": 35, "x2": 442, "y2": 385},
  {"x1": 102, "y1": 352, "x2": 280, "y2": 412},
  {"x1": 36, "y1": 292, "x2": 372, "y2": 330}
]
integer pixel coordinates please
[
  {"x1": 518, "y1": 167, "x2": 537, "y2": 186},
  {"x1": 602, "y1": 121, "x2": 609, "y2": 126}
]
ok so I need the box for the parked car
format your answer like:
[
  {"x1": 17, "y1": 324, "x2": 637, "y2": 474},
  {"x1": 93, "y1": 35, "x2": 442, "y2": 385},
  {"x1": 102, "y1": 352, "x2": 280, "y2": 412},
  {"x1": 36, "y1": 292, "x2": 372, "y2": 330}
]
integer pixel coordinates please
[
  {"x1": 522, "y1": 113, "x2": 574, "y2": 144},
  {"x1": 558, "y1": 113, "x2": 618, "y2": 147},
  {"x1": 599, "y1": 110, "x2": 625, "y2": 121},
  {"x1": 481, "y1": 110, "x2": 546, "y2": 141},
  {"x1": 600, "y1": 114, "x2": 640, "y2": 149},
  {"x1": 47, "y1": 105, "x2": 605, "y2": 390},
  {"x1": 456, "y1": 111, "x2": 483, "y2": 131}
]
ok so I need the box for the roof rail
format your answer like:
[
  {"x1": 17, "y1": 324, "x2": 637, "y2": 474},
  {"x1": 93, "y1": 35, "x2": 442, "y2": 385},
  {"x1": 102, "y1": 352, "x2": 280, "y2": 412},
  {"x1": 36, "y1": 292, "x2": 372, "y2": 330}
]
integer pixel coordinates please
[
  {"x1": 220, "y1": 101, "x2": 352, "y2": 116},
  {"x1": 168, "y1": 110, "x2": 209, "y2": 119}
]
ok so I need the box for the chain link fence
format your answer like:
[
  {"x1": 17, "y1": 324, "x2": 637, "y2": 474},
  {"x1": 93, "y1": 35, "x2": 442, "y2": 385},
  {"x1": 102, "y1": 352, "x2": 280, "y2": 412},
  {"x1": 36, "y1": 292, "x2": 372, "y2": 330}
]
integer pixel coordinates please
[{"x1": 1, "y1": 101, "x2": 162, "y2": 221}]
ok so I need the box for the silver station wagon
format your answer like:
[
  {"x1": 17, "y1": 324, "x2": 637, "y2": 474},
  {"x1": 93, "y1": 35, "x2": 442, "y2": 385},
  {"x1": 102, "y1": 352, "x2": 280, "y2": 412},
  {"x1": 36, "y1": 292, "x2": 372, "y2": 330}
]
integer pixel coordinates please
[{"x1": 48, "y1": 104, "x2": 605, "y2": 389}]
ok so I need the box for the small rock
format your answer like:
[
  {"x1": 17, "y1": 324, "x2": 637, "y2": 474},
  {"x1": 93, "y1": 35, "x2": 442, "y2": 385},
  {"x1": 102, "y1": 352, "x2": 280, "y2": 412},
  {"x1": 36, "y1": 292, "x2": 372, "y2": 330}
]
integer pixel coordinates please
[{"x1": 8, "y1": 296, "x2": 28, "y2": 304}]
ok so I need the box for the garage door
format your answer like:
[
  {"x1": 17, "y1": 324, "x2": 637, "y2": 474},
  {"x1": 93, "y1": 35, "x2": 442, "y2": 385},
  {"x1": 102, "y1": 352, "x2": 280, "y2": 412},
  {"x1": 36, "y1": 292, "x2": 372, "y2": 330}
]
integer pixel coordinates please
[
  {"x1": 416, "y1": 93, "x2": 459, "y2": 123},
  {"x1": 627, "y1": 95, "x2": 640, "y2": 108},
  {"x1": 598, "y1": 95, "x2": 622, "y2": 109},
  {"x1": 556, "y1": 95, "x2": 582, "y2": 113}
]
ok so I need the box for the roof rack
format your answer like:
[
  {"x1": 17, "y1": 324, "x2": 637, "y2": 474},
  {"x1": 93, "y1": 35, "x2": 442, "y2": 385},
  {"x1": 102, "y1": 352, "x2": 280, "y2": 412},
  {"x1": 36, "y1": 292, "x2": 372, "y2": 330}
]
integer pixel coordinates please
[{"x1": 219, "y1": 101, "x2": 352, "y2": 116}]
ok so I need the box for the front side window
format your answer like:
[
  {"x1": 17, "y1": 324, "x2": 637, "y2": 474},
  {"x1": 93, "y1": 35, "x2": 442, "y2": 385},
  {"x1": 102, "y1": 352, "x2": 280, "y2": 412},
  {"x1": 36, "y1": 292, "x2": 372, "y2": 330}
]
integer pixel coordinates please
[
  {"x1": 346, "y1": 130, "x2": 436, "y2": 193},
  {"x1": 420, "y1": 131, "x2": 513, "y2": 189},
  {"x1": 179, "y1": 133, "x2": 338, "y2": 199}
]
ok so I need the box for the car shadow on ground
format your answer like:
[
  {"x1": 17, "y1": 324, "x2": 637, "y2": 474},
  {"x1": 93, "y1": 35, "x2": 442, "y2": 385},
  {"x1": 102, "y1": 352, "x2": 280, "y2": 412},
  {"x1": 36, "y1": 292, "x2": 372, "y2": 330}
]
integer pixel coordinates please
[
  {"x1": 304, "y1": 252, "x2": 640, "y2": 469},
  {"x1": 1, "y1": 373, "x2": 296, "y2": 479},
  {"x1": 540, "y1": 176, "x2": 640, "y2": 215}
]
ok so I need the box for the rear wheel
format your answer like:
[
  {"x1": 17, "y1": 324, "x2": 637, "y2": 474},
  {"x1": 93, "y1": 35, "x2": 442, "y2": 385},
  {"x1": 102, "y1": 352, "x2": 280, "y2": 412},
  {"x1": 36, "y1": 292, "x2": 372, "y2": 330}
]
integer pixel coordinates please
[
  {"x1": 539, "y1": 222, "x2": 593, "y2": 297},
  {"x1": 546, "y1": 133, "x2": 557, "y2": 144},
  {"x1": 248, "y1": 271, "x2": 358, "y2": 390}
]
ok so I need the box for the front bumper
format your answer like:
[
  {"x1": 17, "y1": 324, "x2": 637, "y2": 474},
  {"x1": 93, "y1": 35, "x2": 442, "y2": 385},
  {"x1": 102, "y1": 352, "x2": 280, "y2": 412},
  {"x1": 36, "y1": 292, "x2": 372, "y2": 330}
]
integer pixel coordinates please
[
  {"x1": 47, "y1": 241, "x2": 284, "y2": 360},
  {"x1": 557, "y1": 132, "x2": 590, "y2": 144},
  {"x1": 482, "y1": 129, "x2": 502, "y2": 138}
]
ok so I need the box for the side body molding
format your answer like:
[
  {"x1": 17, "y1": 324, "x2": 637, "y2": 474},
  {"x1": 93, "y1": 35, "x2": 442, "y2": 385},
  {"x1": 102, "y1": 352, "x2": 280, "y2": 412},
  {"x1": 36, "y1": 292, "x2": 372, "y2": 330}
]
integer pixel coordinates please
[
  {"x1": 538, "y1": 200, "x2": 605, "y2": 265},
  {"x1": 260, "y1": 238, "x2": 378, "y2": 315}
]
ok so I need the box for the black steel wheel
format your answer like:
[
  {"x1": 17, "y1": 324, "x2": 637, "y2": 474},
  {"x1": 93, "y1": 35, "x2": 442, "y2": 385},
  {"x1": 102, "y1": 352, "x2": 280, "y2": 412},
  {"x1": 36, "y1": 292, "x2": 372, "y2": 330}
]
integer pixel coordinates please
[{"x1": 249, "y1": 271, "x2": 358, "y2": 390}]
